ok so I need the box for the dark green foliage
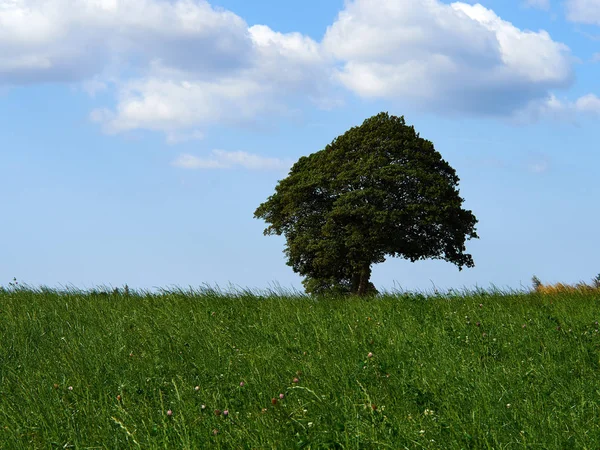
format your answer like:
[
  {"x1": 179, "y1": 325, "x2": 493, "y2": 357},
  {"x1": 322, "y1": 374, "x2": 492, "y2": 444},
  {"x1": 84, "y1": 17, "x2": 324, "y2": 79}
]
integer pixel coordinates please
[{"x1": 254, "y1": 112, "x2": 479, "y2": 296}]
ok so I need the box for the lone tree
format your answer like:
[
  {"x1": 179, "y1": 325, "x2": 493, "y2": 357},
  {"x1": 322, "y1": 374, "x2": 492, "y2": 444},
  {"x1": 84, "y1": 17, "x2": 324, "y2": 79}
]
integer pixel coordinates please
[{"x1": 254, "y1": 112, "x2": 478, "y2": 296}]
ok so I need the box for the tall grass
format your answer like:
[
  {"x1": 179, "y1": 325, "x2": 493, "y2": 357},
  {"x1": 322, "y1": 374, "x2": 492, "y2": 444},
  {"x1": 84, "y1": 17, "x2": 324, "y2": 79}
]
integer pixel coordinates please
[{"x1": 1, "y1": 284, "x2": 599, "y2": 448}]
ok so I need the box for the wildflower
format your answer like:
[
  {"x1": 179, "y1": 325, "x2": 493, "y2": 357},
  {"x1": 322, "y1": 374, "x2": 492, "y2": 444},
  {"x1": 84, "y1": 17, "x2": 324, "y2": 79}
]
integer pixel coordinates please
[
  {"x1": 201, "y1": 404, "x2": 206, "y2": 410},
  {"x1": 261, "y1": 408, "x2": 267, "y2": 413},
  {"x1": 116, "y1": 395, "x2": 122, "y2": 401},
  {"x1": 68, "y1": 386, "x2": 73, "y2": 391},
  {"x1": 479, "y1": 303, "x2": 483, "y2": 308},
  {"x1": 167, "y1": 409, "x2": 173, "y2": 417},
  {"x1": 419, "y1": 430, "x2": 425, "y2": 434},
  {"x1": 239, "y1": 381, "x2": 245, "y2": 387},
  {"x1": 279, "y1": 393, "x2": 284, "y2": 399},
  {"x1": 367, "y1": 352, "x2": 373, "y2": 358},
  {"x1": 293, "y1": 378, "x2": 299, "y2": 384},
  {"x1": 212, "y1": 429, "x2": 219, "y2": 435},
  {"x1": 506, "y1": 403, "x2": 511, "y2": 408},
  {"x1": 195, "y1": 385, "x2": 200, "y2": 391},
  {"x1": 522, "y1": 324, "x2": 526, "y2": 328},
  {"x1": 307, "y1": 422, "x2": 313, "y2": 427},
  {"x1": 223, "y1": 410, "x2": 229, "y2": 417}
]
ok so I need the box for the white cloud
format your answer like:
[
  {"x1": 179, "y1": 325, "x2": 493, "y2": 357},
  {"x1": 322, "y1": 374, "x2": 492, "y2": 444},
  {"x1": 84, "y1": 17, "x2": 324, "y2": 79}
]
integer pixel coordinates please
[
  {"x1": 523, "y1": 0, "x2": 550, "y2": 10},
  {"x1": 247, "y1": 25, "x2": 340, "y2": 103},
  {"x1": 591, "y1": 52, "x2": 600, "y2": 62},
  {"x1": 172, "y1": 150, "x2": 292, "y2": 171},
  {"x1": 565, "y1": 0, "x2": 600, "y2": 24},
  {"x1": 0, "y1": 0, "x2": 253, "y2": 83},
  {"x1": 91, "y1": 77, "x2": 280, "y2": 134},
  {"x1": 574, "y1": 93, "x2": 600, "y2": 113},
  {"x1": 0, "y1": 0, "x2": 589, "y2": 134},
  {"x1": 510, "y1": 93, "x2": 600, "y2": 124},
  {"x1": 1, "y1": 0, "x2": 338, "y2": 137},
  {"x1": 322, "y1": 0, "x2": 574, "y2": 117},
  {"x1": 88, "y1": 22, "x2": 338, "y2": 135}
]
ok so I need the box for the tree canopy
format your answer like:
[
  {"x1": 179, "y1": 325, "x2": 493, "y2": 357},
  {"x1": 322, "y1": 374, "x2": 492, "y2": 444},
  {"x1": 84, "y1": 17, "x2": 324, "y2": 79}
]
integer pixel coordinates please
[{"x1": 254, "y1": 112, "x2": 479, "y2": 296}]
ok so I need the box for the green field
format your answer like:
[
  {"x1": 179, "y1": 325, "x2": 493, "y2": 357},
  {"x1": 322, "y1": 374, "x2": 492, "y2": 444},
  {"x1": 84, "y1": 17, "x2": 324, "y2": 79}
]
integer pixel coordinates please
[{"x1": 1, "y1": 285, "x2": 599, "y2": 449}]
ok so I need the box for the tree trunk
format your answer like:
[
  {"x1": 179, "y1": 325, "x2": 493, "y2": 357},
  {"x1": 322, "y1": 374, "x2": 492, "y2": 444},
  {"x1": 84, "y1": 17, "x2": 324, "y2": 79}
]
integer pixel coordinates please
[
  {"x1": 356, "y1": 263, "x2": 371, "y2": 297},
  {"x1": 351, "y1": 272, "x2": 361, "y2": 295}
]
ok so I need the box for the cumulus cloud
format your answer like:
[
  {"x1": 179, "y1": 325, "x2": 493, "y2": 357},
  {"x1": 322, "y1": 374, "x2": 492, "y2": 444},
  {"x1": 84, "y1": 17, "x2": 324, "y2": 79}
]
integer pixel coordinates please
[
  {"x1": 171, "y1": 150, "x2": 292, "y2": 171},
  {"x1": 89, "y1": 23, "x2": 338, "y2": 135},
  {"x1": 0, "y1": 0, "x2": 253, "y2": 83},
  {"x1": 91, "y1": 77, "x2": 280, "y2": 134},
  {"x1": 0, "y1": 0, "x2": 592, "y2": 137},
  {"x1": 1, "y1": 0, "x2": 338, "y2": 137},
  {"x1": 322, "y1": 0, "x2": 574, "y2": 117}
]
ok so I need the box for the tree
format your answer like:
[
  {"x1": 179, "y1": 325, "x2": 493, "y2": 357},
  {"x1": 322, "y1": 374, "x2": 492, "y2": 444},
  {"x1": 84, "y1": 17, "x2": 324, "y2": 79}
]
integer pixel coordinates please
[{"x1": 254, "y1": 112, "x2": 479, "y2": 296}]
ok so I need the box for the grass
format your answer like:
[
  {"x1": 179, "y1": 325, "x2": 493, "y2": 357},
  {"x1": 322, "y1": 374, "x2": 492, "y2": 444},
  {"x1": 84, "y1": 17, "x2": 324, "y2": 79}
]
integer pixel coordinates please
[{"x1": 1, "y1": 284, "x2": 599, "y2": 449}]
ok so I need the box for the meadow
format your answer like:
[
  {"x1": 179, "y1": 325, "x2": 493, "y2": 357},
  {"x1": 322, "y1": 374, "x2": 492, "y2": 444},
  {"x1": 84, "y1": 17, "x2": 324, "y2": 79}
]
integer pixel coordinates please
[{"x1": 1, "y1": 282, "x2": 599, "y2": 449}]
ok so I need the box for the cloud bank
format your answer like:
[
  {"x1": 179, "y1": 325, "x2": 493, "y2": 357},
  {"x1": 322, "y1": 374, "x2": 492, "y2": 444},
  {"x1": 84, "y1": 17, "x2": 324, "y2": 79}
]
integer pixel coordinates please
[{"x1": 1, "y1": 0, "x2": 597, "y2": 139}]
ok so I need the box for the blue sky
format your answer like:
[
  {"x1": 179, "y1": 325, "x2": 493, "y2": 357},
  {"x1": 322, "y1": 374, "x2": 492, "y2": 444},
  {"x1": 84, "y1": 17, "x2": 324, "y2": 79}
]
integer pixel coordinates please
[{"x1": 1, "y1": 0, "x2": 599, "y2": 293}]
